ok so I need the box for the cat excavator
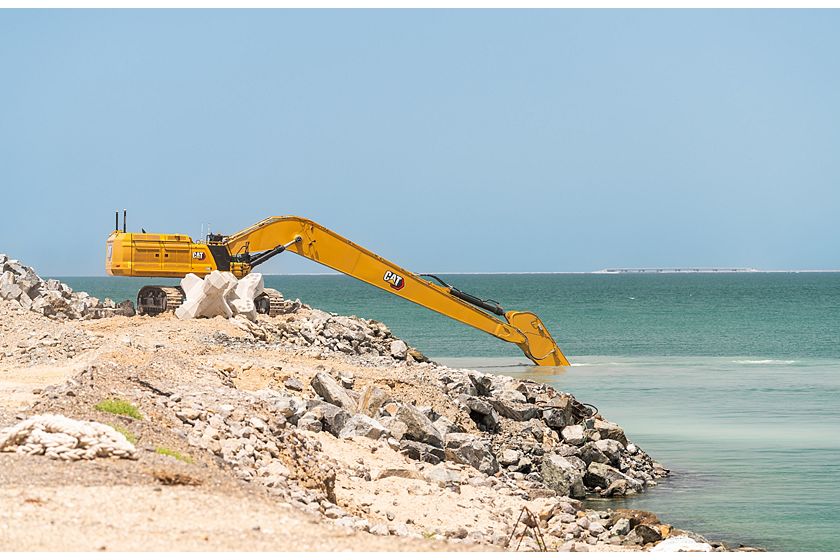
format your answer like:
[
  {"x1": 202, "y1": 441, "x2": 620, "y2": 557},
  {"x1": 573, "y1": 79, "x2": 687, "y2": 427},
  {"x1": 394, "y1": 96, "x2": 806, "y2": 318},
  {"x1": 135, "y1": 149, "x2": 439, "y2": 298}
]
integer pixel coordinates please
[{"x1": 105, "y1": 211, "x2": 570, "y2": 366}]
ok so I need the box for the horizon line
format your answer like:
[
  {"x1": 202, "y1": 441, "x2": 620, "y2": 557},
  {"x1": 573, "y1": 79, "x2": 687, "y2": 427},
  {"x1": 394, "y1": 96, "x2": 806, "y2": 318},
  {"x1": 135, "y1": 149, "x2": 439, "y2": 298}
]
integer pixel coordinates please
[{"x1": 52, "y1": 268, "x2": 840, "y2": 278}]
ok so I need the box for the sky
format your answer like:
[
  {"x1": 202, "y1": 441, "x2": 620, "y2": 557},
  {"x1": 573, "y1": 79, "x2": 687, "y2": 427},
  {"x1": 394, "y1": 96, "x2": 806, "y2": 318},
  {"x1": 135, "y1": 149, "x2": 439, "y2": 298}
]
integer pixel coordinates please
[{"x1": 1, "y1": 10, "x2": 839, "y2": 276}]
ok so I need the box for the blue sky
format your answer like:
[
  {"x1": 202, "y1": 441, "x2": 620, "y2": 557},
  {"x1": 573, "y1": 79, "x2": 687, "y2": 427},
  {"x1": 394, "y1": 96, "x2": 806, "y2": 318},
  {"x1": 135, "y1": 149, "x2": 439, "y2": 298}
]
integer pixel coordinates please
[{"x1": 1, "y1": 10, "x2": 838, "y2": 275}]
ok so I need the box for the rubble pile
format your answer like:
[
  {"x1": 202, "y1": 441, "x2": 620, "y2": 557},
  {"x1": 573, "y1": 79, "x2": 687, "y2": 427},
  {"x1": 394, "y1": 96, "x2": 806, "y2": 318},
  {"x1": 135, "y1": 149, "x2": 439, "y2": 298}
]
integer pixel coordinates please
[
  {"x1": 160, "y1": 353, "x2": 673, "y2": 549},
  {"x1": 0, "y1": 414, "x2": 137, "y2": 460},
  {"x1": 0, "y1": 254, "x2": 134, "y2": 320},
  {"x1": 0, "y1": 253, "x2": 751, "y2": 551},
  {"x1": 259, "y1": 308, "x2": 426, "y2": 363}
]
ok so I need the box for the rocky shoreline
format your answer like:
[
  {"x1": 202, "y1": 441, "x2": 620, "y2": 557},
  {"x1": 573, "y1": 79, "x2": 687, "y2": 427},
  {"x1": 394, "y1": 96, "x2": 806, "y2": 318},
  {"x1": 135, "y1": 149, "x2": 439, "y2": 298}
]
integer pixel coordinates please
[{"x1": 0, "y1": 254, "x2": 760, "y2": 551}]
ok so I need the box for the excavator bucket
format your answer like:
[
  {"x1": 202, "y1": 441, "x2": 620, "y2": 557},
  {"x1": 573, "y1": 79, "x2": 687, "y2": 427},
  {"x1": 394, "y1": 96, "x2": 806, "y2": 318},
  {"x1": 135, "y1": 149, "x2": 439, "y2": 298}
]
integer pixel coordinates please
[{"x1": 505, "y1": 311, "x2": 571, "y2": 366}]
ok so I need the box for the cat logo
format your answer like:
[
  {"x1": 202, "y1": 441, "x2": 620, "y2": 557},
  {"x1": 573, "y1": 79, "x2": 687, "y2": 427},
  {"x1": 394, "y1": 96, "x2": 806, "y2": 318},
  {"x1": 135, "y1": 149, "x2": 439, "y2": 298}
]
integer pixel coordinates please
[
  {"x1": 383, "y1": 270, "x2": 405, "y2": 291},
  {"x1": 192, "y1": 251, "x2": 206, "y2": 260}
]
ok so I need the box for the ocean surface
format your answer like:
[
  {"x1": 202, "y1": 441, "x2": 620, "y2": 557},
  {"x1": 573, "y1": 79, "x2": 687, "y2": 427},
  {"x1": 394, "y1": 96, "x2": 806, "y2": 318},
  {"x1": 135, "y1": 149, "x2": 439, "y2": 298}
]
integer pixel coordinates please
[{"x1": 59, "y1": 272, "x2": 840, "y2": 551}]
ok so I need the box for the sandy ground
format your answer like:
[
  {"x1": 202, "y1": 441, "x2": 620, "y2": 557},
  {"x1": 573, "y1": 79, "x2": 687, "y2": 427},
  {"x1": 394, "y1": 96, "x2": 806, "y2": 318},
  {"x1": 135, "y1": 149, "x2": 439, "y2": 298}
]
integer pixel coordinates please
[{"x1": 0, "y1": 300, "x2": 725, "y2": 552}]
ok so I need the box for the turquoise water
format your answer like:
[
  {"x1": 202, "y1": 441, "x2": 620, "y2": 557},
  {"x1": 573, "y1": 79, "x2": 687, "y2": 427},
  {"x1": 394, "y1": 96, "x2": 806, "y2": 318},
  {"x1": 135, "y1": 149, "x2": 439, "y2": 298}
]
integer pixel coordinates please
[{"x1": 60, "y1": 273, "x2": 840, "y2": 551}]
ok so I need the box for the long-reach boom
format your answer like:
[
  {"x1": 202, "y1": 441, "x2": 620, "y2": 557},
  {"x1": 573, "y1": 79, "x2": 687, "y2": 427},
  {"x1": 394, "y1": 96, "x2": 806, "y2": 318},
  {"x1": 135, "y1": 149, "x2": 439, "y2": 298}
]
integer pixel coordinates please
[{"x1": 106, "y1": 214, "x2": 570, "y2": 366}]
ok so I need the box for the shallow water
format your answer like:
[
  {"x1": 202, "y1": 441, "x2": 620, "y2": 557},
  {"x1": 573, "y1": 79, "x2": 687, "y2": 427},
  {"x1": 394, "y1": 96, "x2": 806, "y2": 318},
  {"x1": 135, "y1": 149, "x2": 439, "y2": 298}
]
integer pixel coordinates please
[
  {"x1": 60, "y1": 273, "x2": 840, "y2": 551},
  {"x1": 440, "y1": 355, "x2": 840, "y2": 551}
]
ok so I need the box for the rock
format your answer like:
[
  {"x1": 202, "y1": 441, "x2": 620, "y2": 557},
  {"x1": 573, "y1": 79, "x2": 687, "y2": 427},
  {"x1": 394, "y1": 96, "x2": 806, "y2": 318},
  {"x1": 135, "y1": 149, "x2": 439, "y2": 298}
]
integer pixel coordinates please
[
  {"x1": 359, "y1": 385, "x2": 391, "y2": 416},
  {"x1": 443, "y1": 433, "x2": 499, "y2": 475},
  {"x1": 610, "y1": 509, "x2": 660, "y2": 529},
  {"x1": 628, "y1": 524, "x2": 662, "y2": 545},
  {"x1": 391, "y1": 403, "x2": 443, "y2": 448},
  {"x1": 308, "y1": 403, "x2": 350, "y2": 436},
  {"x1": 176, "y1": 408, "x2": 202, "y2": 422},
  {"x1": 310, "y1": 372, "x2": 357, "y2": 412},
  {"x1": 424, "y1": 465, "x2": 461, "y2": 487},
  {"x1": 372, "y1": 467, "x2": 425, "y2": 481},
  {"x1": 338, "y1": 414, "x2": 388, "y2": 440},
  {"x1": 651, "y1": 536, "x2": 713, "y2": 552},
  {"x1": 612, "y1": 517, "x2": 631, "y2": 536},
  {"x1": 379, "y1": 417, "x2": 408, "y2": 440},
  {"x1": 389, "y1": 340, "x2": 408, "y2": 359},
  {"x1": 561, "y1": 425, "x2": 585, "y2": 445},
  {"x1": 589, "y1": 521, "x2": 605, "y2": 536},
  {"x1": 407, "y1": 348, "x2": 428, "y2": 362},
  {"x1": 541, "y1": 453, "x2": 586, "y2": 498},
  {"x1": 499, "y1": 448, "x2": 522, "y2": 466},
  {"x1": 593, "y1": 438, "x2": 625, "y2": 466},
  {"x1": 468, "y1": 373, "x2": 493, "y2": 396},
  {"x1": 541, "y1": 395, "x2": 574, "y2": 428},
  {"x1": 552, "y1": 443, "x2": 581, "y2": 457},
  {"x1": 593, "y1": 419, "x2": 627, "y2": 446},
  {"x1": 600, "y1": 478, "x2": 630, "y2": 497},
  {"x1": 458, "y1": 395, "x2": 500, "y2": 431},
  {"x1": 578, "y1": 442, "x2": 610, "y2": 466},
  {"x1": 283, "y1": 377, "x2": 303, "y2": 392},
  {"x1": 400, "y1": 440, "x2": 444, "y2": 464},
  {"x1": 431, "y1": 415, "x2": 462, "y2": 437},
  {"x1": 584, "y1": 462, "x2": 642, "y2": 492},
  {"x1": 489, "y1": 398, "x2": 540, "y2": 422},
  {"x1": 369, "y1": 523, "x2": 390, "y2": 536}
]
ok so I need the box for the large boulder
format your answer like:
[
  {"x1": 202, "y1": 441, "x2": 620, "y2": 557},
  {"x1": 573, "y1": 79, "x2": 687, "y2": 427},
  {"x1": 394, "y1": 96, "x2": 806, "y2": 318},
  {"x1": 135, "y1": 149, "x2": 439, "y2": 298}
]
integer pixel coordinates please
[
  {"x1": 584, "y1": 462, "x2": 642, "y2": 492},
  {"x1": 578, "y1": 442, "x2": 610, "y2": 466},
  {"x1": 561, "y1": 424, "x2": 586, "y2": 445},
  {"x1": 400, "y1": 440, "x2": 444, "y2": 464},
  {"x1": 391, "y1": 403, "x2": 443, "y2": 448},
  {"x1": 310, "y1": 372, "x2": 357, "y2": 412},
  {"x1": 593, "y1": 419, "x2": 627, "y2": 446},
  {"x1": 307, "y1": 402, "x2": 350, "y2": 436},
  {"x1": 542, "y1": 395, "x2": 574, "y2": 429},
  {"x1": 627, "y1": 524, "x2": 663, "y2": 545},
  {"x1": 339, "y1": 414, "x2": 388, "y2": 440},
  {"x1": 458, "y1": 395, "x2": 500, "y2": 431},
  {"x1": 489, "y1": 397, "x2": 540, "y2": 422},
  {"x1": 594, "y1": 438, "x2": 625, "y2": 467},
  {"x1": 541, "y1": 453, "x2": 586, "y2": 498},
  {"x1": 467, "y1": 373, "x2": 493, "y2": 396},
  {"x1": 358, "y1": 385, "x2": 392, "y2": 416},
  {"x1": 389, "y1": 340, "x2": 408, "y2": 359},
  {"x1": 443, "y1": 433, "x2": 499, "y2": 475}
]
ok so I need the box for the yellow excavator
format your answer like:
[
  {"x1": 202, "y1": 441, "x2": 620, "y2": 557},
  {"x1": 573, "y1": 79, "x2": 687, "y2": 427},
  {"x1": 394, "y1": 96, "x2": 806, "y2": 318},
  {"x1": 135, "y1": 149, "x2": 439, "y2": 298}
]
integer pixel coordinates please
[{"x1": 105, "y1": 211, "x2": 570, "y2": 366}]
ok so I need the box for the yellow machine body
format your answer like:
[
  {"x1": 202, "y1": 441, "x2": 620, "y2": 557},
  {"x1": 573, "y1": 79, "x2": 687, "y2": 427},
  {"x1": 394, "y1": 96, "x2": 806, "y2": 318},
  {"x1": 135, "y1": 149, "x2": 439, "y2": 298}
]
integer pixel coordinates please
[
  {"x1": 105, "y1": 216, "x2": 570, "y2": 366},
  {"x1": 105, "y1": 232, "x2": 250, "y2": 278}
]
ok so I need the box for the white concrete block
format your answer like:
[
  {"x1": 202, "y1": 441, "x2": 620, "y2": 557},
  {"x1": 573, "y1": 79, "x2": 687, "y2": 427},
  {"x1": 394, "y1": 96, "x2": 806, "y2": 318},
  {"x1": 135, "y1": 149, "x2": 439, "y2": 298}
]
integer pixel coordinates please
[
  {"x1": 235, "y1": 273, "x2": 264, "y2": 302},
  {"x1": 175, "y1": 270, "x2": 265, "y2": 321}
]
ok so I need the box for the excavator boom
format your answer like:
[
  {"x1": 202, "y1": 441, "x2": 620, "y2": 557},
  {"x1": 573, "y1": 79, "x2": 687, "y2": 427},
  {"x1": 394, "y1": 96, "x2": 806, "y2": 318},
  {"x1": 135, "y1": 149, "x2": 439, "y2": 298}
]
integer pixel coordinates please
[{"x1": 106, "y1": 214, "x2": 570, "y2": 366}]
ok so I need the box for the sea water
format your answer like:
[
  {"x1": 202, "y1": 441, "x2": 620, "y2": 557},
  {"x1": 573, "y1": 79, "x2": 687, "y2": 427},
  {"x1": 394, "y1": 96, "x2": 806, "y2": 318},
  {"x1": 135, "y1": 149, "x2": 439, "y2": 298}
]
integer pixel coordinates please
[{"x1": 59, "y1": 272, "x2": 840, "y2": 551}]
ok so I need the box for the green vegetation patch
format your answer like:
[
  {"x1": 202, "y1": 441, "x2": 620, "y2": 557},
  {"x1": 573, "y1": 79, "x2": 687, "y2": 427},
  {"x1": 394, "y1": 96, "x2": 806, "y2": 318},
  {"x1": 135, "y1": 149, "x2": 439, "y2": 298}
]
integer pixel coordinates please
[
  {"x1": 155, "y1": 447, "x2": 193, "y2": 463},
  {"x1": 95, "y1": 399, "x2": 142, "y2": 420},
  {"x1": 107, "y1": 423, "x2": 138, "y2": 444}
]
